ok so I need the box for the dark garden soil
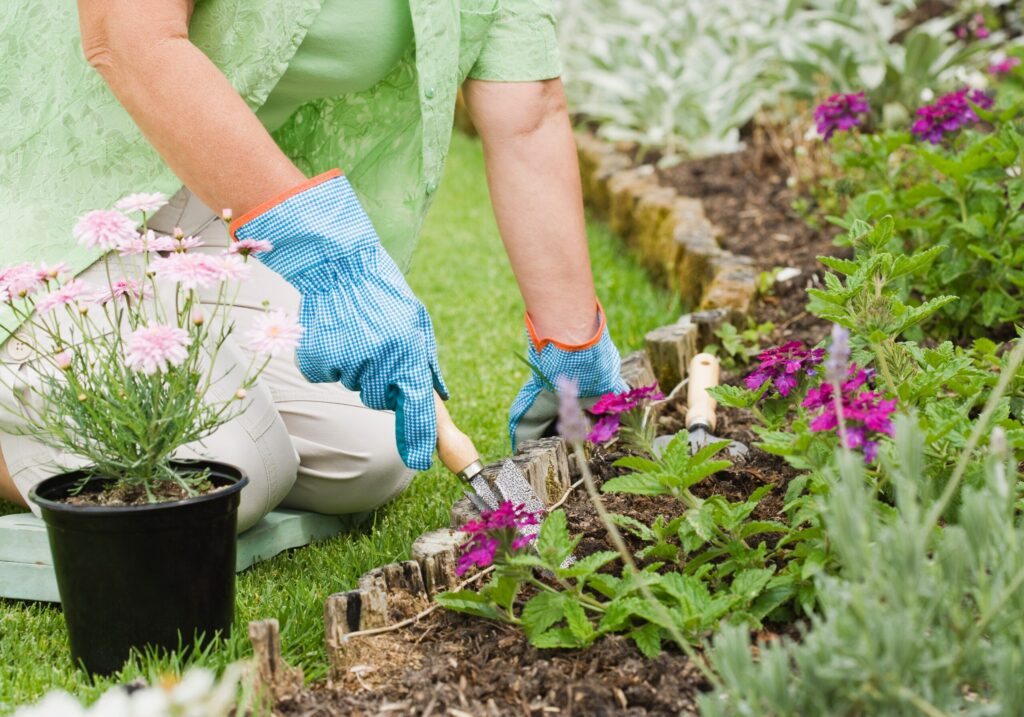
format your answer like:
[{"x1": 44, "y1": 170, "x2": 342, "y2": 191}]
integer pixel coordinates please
[
  {"x1": 657, "y1": 141, "x2": 844, "y2": 351},
  {"x1": 61, "y1": 476, "x2": 216, "y2": 507},
  {"x1": 276, "y1": 398, "x2": 794, "y2": 716}
]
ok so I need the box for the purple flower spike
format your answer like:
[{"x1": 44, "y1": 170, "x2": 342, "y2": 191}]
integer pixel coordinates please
[
  {"x1": 814, "y1": 92, "x2": 870, "y2": 141},
  {"x1": 912, "y1": 88, "x2": 993, "y2": 144},
  {"x1": 825, "y1": 324, "x2": 850, "y2": 384},
  {"x1": 556, "y1": 376, "x2": 590, "y2": 444}
]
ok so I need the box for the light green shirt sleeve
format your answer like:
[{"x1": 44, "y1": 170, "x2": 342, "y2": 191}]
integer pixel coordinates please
[{"x1": 467, "y1": 0, "x2": 562, "y2": 82}]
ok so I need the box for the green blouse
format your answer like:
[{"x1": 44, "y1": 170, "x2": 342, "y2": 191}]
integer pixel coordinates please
[{"x1": 0, "y1": 0, "x2": 560, "y2": 333}]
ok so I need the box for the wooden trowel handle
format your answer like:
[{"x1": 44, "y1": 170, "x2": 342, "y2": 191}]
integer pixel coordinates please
[
  {"x1": 434, "y1": 391, "x2": 481, "y2": 477},
  {"x1": 686, "y1": 353, "x2": 720, "y2": 432}
]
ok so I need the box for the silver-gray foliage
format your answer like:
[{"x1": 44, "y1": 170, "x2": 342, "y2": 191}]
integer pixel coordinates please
[
  {"x1": 699, "y1": 415, "x2": 1024, "y2": 716},
  {"x1": 555, "y1": 0, "x2": 983, "y2": 161}
]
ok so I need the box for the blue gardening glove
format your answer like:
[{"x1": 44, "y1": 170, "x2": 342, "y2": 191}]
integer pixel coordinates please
[
  {"x1": 231, "y1": 170, "x2": 448, "y2": 470},
  {"x1": 509, "y1": 303, "x2": 627, "y2": 450}
]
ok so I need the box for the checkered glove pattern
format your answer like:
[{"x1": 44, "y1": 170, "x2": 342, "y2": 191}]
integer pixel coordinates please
[
  {"x1": 232, "y1": 170, "x2": 448, "y2": 471},
  {"x1": 508, "y1": 306, "x2": 627, "y2": 450}
]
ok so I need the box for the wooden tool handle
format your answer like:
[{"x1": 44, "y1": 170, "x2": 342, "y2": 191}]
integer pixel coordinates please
[
  {"x1": 686, "y1": 353, "x2": 720, "y2": 431},
  {"x1": 434, "y1": 391, "x2": 481, "y2": 476}
]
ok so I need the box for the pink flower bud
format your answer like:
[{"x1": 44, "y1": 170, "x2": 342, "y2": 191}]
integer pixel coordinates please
[
  {"x1": 235, "y1": 388, "x2": 247, "y2": 400},
  {"x1": 191, "y1": 308, "x2": 205, "y2": 326},
  {"x1": 55, "y1": 350, "x2": 72, "y2": 371},
  {"x1": 221, "y1": 208, "x2": 233, "y2": 222}
]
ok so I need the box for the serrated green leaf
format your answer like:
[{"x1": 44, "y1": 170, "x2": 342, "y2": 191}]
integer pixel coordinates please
[
  {"x1": 530, "y1": 627, "x2": 581, "y2": 649},
  {"x1": 521, "y1": 591, "x2": 566, "y2": 638},
  {"x1": 631, "y1": 623, "x2": 663, "y2": 658},
  {"x1": 537, "y1": 510, "x2": 576, "y2": 566},
  {"x1": 557, "y1": 550, "x2": 619, "y2": 579},
  {"x1": 564, "y1": 600, "x2": 593, "y2": 641},
  {"x1": 434, "y1": 591, "x2": 505, "y2": 621},
  {"x1": 732, "y1": 568, "x2": 775, "y2": 601},
  {"x1": 602, "y1": 472, "x2": 666, "y2": 495}
]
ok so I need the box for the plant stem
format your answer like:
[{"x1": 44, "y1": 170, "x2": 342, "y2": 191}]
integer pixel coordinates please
[{"x1": 571, "y1": 441, "x2": 721, "y2": 688}]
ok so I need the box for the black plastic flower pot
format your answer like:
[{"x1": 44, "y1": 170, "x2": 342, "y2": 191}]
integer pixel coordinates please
[{"x1": 29, "y1": 460, "x2": 248, "y2": 676}]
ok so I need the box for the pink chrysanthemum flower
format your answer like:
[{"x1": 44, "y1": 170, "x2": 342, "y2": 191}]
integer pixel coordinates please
[
  {"x1": 95, "y1": 278, "x2": 145, "y2": 305},
  {"x1": 213, "y1": 254, "x2": 252, "y2": 282},
  {"x1": 35, "y1": 279, "x2": 93, "y2": 314},
  {"x1": 246, "y1": 310, "x2": 303, "y2": 357},
  {"x1": 456, "y1": 502, "x2": 542, "y2": 576},
  {"x1": 149, "y1": 253, "x2": 222, "y2": 290},
  {"x1": 165, "y1": 235, "x2": 204, "y2": 252},
  {"x1": 54, "y1": 350, "x2": 73, "y2": 371},
  {"x1": 73, "y1": 210, "x2": 138, "y2": 251},
  {"x1": 228, "y1": 239, "x2": 273, "y2": 256},
  {"x1": 124, "y1": 324, "x2": 191, "y2": 375},
  {"x1": 114, "y1": 192, "x2": 168, "y2": 215},
  {"x1": 36, "y1": 262, "x2": 71, "y2": 283},
  {"x1": 0, "y1": 263, "x2": 46, "y2": 300}
]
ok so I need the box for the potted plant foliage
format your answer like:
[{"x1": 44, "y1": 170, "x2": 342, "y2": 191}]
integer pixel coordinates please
[{"x1": 0, "y1": 193, "x2": 300, "y2": 675}]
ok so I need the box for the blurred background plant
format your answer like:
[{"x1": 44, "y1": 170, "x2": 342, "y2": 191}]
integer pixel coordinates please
[{"x1": 554, "y1": 0, "x2": 996, "y2": 163}]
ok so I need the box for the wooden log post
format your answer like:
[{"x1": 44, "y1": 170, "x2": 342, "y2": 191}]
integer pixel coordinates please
[
  {"x1": 247, "y1": 619, "x2": 303, "y2": 704},
  {"x1": 411, "y1": 528, "x2": 464, "y2": 595},
  {"x1": 645, "y1": 316, "x2": 699, "y2": 393},
  {"x1": 478, "y1": 437, "x2": 570, "y2": 507},
  {"x1": 620, "y1": 350, "x2": 658, "y2": 390}
]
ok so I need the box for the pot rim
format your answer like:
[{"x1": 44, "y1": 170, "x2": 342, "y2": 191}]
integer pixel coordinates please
[{"x1": 28, "y1": 459, "x2": 249, "y2": 516}]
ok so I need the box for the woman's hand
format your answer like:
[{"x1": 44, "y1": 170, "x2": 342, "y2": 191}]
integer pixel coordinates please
[
  {"x1": 232, "y1": 171, "x2": 449, "y2": 471},
  {"x1": 77, "y1": 0, "x2": 304, "y2": 216}
]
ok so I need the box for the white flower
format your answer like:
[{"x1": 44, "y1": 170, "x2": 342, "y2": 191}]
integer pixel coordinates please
[
  {"x1": 13, "y1": 691, "x2": 85, "y2": 717},
  {"x1": 114, "y1": 192, "x2": 168, "y2": 215},
  {"x1": 246, "y1": 309, "x2": 303, "y2": 357}
]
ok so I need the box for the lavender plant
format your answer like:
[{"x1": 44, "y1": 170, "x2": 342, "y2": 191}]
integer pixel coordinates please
[{"x1": 0, "y1": 194, "x2": 300, "y2": 500}]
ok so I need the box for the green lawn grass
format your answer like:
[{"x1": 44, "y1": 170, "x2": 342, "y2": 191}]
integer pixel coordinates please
[{"x1": 0, "y1": 131, "x2": 681, "y2": 712}]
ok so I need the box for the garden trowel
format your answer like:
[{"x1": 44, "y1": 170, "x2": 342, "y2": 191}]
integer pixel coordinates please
[
  {"x1": 434, "y1": 393, "x2": 546, "y2": 540},
  {"x1": 654, "y1": 353, "x2": 749, "y2": 460}
]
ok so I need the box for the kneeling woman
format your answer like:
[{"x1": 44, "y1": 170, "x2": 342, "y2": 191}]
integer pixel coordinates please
[{"x1": 0, "y1": 0, "x2": 627, "y2": 530}]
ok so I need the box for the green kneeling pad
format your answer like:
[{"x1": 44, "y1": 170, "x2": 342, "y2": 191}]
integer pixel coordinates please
[{"x1": 0, "y1": 510, "x2": 353, "y2": 603}]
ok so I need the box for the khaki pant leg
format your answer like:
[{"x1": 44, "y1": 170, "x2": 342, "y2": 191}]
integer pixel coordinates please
[{"x1": 167, "y1": 188, "x2": 414, "y2": 516}]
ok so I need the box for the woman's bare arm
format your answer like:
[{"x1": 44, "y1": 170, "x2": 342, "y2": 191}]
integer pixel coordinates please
[
  {"x1": 462, "y1": 79, "x2": 598, "y2": 345},
  {"x1": 77, "y1": 0, "x2": 305, "y2": 215}
]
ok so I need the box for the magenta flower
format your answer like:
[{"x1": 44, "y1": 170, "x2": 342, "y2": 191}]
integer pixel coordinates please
[
  {"x1": 228, "y1": 239, "x2": 273, "y2": 256},
  {"x1": 456, "y1": 502, "x2": 542, "y2": 576},
  {"x1": 35, "y1": 279, "x2": 92, "y2": 314},
  {"x1": 114, "y1": 192, "x2": 168, "y2": 215},
  {"x1": 124, "y1": 324, "x2": 191, "y2": 375},
  {"x1": 149, "y1": 253, "x2": 222, "y2": 290},
  {"x1": 989, "y1": 56, "x2": 1021, "y2": 76},
  {"x1": 587, "y1": 415, "x2": 621, "y2": 444},
  {"x1": 591, "y1": 384, "x2": 663, "y2": 415},
  {"x1": 586, "y1": 383, "x2": 663, "y2": 445},
  {"x1": 73, "y1": 210, "x2": 138, "y2": 251},
  {"x1": 814, "y1": 92, "x2": 870, "y2": 141},
  {"x1": 245, "y1": 310, "x2": 303, "y2": 358},
  {"x1": 802, "y1": 365, "x2": 896, "y2": 462},
  {"x1": 744, "y1": 341, "x2": 825, "y2": 398},
  {"x1": 912, "y1": 89, "x2": 994, "y2": 144}
]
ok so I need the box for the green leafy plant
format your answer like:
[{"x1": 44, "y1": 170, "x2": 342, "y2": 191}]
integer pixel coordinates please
[
  {"x1": 706, "y1": 320, "x2": 775, "y2": 370},
  {"x1": 825, "y1": 102, "x2": 1024, "y2": 337}
]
